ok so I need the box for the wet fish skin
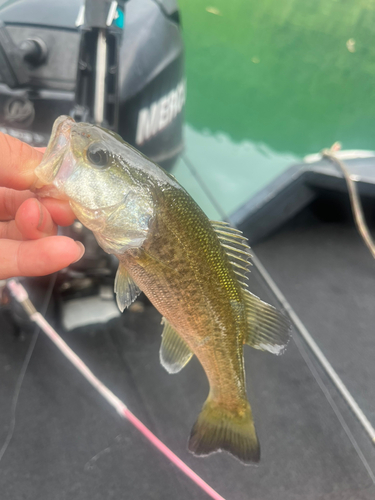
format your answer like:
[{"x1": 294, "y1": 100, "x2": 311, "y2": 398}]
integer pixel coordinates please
[
  {"x1": 34, "y1": 116, "x2": 291, "y2": 464},
  {"x1": 120, "y1": 184, "x2": 260, "y2": 462}
]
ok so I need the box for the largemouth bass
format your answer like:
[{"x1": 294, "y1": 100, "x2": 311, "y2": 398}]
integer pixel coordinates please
[{"x1": 34, "y1": 116, "x2": 291, "y2": 464}]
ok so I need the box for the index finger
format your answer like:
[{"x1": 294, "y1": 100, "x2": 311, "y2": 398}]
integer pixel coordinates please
[
  {"x1": 0, "y1": 187, "x2": 35, "y2": 220},
  {"x1": 0, "y1": 133, "x2": 43, "y2": 190}
]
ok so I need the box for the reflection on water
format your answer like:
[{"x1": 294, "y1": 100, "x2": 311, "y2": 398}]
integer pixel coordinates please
[
  {"x1": 174, "y1": 125, "x2": 298, "y2": 219},
  {"x1": 176, "y1": 0, "x2": 375, "y2": 214}
]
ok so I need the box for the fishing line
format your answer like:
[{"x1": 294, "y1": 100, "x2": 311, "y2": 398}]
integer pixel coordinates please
[
  {"x1": 181, "y1": 154, "x2": 228, "y2": 221},
  {"x1": 292, "y1": 331, "x2": 375, "y2": 484},
  {"x1": 6, "y1": 279, "x2": 226, "y2": 500},
  {"x1": 0, "y1": 273, "x2": 57, "y2": 464},
  {"x1": 251, "y1": 253, "x2": 375, "y2": 485},
  {"x1": 181, "y1": 153, "x2": 375, "y2": 484}
]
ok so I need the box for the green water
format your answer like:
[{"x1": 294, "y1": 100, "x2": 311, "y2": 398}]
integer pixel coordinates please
[{"x1": 174, "y1": 0, "x2": 375, "y2": 219}]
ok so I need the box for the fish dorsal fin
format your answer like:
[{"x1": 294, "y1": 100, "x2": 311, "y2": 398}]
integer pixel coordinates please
[
  {"x1": 210, "y1": 221, "x2": 290, "y2": 354},
  {"x1": 114, "y1": 264, "x2": 141, "y2": 312},
  {"x1": 210, "y1": 220, "x2": 252, "y2": 287},
  {"x1": 243, "y1": 290, "x2": 291, "y2": 355},
  {"x1": 160, "y1": 317, "x2": 193, "y2": 374}
]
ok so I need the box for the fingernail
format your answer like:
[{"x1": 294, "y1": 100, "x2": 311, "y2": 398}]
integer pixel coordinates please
[
  {"x1": 35, "y1": 199, "x2": 44, "y2": 230},
  {"x1": 35, "y1": 198, "x2": 54, "y2": 234},
  {"x1": 73, "y1": 241, "x2": 85, "y2": 263}
]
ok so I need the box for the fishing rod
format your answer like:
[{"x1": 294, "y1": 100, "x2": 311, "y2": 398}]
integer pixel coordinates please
[{"x1": 6, "y1": 278, "x2": 226, "y2": 500}]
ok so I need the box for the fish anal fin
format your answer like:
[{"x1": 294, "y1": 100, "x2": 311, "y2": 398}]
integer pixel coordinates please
[
  {"x1": 160, "y1": 317, "x2": 193, "y2": 374},
  {"x1": 188, "y1": 397, "x2": 260, "y2": 464},
  {"x1": 114, "y1": 264, "x2": 141, "y2": 312},
  {"x1": 244, "y1": 290, "x2": 291, "y2": 355}
]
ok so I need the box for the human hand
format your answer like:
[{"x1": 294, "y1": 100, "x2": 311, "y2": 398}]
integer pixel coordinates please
[{"x1": 0, "y1": 133, "x2": 84, "y2": 279}]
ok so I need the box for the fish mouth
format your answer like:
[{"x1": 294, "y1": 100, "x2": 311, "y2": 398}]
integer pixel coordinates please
[{"x1": 33, "y1": 115, "x2": 76, "y2": 198}]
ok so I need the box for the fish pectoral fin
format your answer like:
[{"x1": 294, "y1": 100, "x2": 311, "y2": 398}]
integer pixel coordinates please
[
  {"x1": 160, "y1": 317, "x2": 193, "y2": 374},
  {"x1": 114, "y1": 264, "x2": 141, "y2": 312},
  {"x1": 243, "y1": 290, "x2": 291, "y2": 355}
]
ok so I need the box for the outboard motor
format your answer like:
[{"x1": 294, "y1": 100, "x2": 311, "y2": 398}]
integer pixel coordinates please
[
  {"x1": 0, "y1": 0, "x2": 185, "y2": 170},
  {"x1": 0, "y1": 0, "x2": 185, "y2": 328}
]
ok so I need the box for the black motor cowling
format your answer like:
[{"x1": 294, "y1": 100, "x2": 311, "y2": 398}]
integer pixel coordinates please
[{"x1": 0, "y1": 0, "x2": 185, "y2": 171}]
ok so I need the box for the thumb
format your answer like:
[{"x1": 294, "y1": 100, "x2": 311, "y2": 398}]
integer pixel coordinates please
[{"x1": 0, "y1": 133, "x2": 43, "y2": 191}]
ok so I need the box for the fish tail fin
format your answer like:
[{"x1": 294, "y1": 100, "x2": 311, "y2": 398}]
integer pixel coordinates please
[{"x1": 188, "y1": 396, "x2": 260, "y2": 464}]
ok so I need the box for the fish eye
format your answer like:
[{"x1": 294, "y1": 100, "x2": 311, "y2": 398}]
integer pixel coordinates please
[{"x1": 86, "y1": 143, "x2": 110, "y2": 169}]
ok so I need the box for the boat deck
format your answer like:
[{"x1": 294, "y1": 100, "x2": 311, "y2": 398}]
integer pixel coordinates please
[{"x1": 1, "y1": 194, "x2": 375, "y2": 499}]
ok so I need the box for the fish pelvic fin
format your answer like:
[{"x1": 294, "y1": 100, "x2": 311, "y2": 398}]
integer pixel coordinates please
[
  {"x1": 114, "y1": 264, "x2": 141, "y2": 312},
  {"x1": 160, "y1": 317, "x2": 193, "y2": 374},
  {"x1": 188, "y1": 397, "x2": 260, "y2": 464},
  {"x1": 243, "y1": 290, "x2": 291, "y2": 355}
]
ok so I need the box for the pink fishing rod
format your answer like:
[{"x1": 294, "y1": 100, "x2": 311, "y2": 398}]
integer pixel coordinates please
[{"x1": 7, "y1": 279, "x2": 226, "y2": 500}]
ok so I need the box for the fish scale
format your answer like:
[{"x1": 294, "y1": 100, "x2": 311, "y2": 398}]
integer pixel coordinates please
[{"x1": 120, "y1": 190, "x2": 247, "y2": 401}]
